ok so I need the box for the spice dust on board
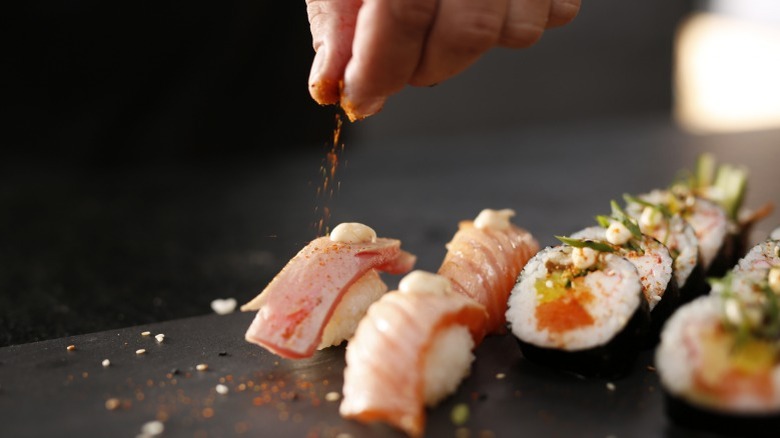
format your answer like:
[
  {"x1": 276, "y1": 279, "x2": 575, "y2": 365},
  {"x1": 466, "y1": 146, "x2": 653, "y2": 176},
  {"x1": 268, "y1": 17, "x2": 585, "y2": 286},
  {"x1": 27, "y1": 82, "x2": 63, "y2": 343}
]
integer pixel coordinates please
[{"x1": 313, "y1": 114, "x2": 345, "y2": 237}]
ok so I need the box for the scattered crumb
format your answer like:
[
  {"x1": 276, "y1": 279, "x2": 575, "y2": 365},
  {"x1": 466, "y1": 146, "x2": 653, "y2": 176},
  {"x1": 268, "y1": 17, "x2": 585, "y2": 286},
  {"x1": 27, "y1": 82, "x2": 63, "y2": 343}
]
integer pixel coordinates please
[
  {"x1": 216, "y1": 384, "x2": 229, "y2": 395},
  {"x1": 141, "y1": 331, "x2": 151, "y2": 337},
  {"x1": 155, "y1": 334, "x2": 165, "y2": 343},
  {"x1": 451, "y1": 403, "x2": 470, "y2": 426},
  {"x1": 325, "y1": 391, "x2": 341, "y2": 402},
  {"x1": 495, "y1": 373, "x2": 506, "y2": 380},
  {"x1": 67, "y1": 345, "x2": 76, "y2": 351},
  {"x1": 210, "y1": 298, "x2": 238, "y2": 315},
  {"x1": 335, "y1": 433, "x2": 353, "y2": 438},
  {"x1": 606, "y1": 382, "x2": 616, "y2": 391},
  {"x1": 136, "y1": 349, "x2": 146, "y2": 355},
  {"x1": 105, "y1": 398, "x2": 121, "y2": 410},
  {"x1": 646, "y1": 365, "x2": 656, "y2": 372},
  {"x1": 102, "y1": 359, "x2": 111, "y2": 368},
  {"x1": 140, "y1": 420, "x2": 164, "y2": 436},
  {"x1": 196, "y1": 364, "x2": 209, "y2": 371}
]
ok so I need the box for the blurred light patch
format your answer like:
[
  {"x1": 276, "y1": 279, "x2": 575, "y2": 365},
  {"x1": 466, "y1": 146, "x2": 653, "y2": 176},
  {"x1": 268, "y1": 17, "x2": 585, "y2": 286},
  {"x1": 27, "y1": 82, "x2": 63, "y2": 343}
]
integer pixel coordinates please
[{"x1": 675, "y1": 1, "x2": 780, "y2": 133}]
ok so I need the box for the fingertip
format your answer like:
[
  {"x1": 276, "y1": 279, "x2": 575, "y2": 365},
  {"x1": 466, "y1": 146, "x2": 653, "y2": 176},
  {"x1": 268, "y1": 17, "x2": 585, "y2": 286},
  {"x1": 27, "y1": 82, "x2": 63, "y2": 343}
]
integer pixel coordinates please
[
  {"x1": 547, "y1": 0, "x2": 581, "y2": 29},
  {"x1": 308, "y1": 49, "x2": 340, "y2": 105},
  {"x1": 340, "y1": 94, "x2": 386, "y2": 122}
]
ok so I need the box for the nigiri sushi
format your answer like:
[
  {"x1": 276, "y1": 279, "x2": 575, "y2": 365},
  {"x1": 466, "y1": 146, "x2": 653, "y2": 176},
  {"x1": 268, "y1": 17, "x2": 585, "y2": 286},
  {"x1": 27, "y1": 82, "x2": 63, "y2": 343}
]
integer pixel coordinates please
[
  {"x1": 242, "y1": 222, "x2": 416, "y2": 359},
  {"x1": 437, "y1": 208, "x2": 539, "y2": 335},
  {"x1": 339, "y1": 271, "x2": 488, "y2": 438}
]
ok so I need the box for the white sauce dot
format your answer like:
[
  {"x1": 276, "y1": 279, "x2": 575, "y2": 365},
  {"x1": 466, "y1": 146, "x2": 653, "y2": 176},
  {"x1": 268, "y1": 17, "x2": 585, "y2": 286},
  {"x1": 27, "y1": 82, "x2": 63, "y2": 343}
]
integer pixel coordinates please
[
  {"x1": 572, "y1": 246, "x2": 598, "y2": 269},
  {"x1": 329, "y1": 223, "x2": 377, "y2": 244},
  {"x1": 769, "y1": 267, "x2": 780, "y2": 294},
  {"x1": 473, "y1": 208, "x2": 515, "y2": 231},
  {"x1": 606, "y1": 222, "x2": 632, "y2": 246},
  {"x1": 398, "y1": 270, "x2": 452, "y2": 295},
  {"x1": 639, "y1": 207, "x2": 661, "y2": 229}
]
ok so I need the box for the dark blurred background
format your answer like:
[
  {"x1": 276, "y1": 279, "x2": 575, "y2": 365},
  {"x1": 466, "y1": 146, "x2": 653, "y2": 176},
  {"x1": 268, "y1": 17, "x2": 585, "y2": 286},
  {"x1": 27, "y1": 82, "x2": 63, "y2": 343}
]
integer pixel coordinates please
[{"x1": 2, "y1": 1, "x2": 697, "y2": 346}]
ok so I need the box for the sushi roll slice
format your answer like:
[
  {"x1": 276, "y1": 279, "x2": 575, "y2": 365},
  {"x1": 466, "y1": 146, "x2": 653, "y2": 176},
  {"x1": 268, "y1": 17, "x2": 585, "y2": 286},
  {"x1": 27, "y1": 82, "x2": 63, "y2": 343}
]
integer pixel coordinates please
[
  {"x1": 635, "y1": 188, "x2": 730, "y2": 278},
  {"x1": 339, "y1": 271, "x2": 488, "y2": 438},
  {"x1": 669, "y1": 153, "x2": 773, "y2": 275},
  {"x1": 733, "y1": 227, "x2": 780, "y2": 276},
  {"x1": 623, "y1": 194, "x2": 705, "y2": 304},
  {"x1": 437, "y1": 208, "x2": 539, "y2": 335},
  {"x1": 506, "y1": 244, "x2": 650, "y2": 378},
  {"x1": 242, "y1": 222, "x2": 416, "y2": 359},
  {"x1": 656, "y1": 268, "x2": 780, "y2": 436},
  {"x1": 569, "y1": 202, "x2": 679, "y2": 341}
]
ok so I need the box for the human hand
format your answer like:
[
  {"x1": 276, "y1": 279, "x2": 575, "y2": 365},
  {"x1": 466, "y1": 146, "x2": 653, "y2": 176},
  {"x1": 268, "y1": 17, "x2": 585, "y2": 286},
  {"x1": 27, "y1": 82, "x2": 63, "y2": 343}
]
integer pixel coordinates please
[{"x1": 306, "y1": 0, "x2": 581, "y2": 121}]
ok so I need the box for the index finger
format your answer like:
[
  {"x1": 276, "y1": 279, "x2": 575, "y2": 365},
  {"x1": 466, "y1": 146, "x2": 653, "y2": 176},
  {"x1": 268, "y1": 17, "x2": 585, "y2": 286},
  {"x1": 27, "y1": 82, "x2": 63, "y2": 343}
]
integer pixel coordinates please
[{"x1": 341, "y1": 0, "x2": 438, "y2": 120}]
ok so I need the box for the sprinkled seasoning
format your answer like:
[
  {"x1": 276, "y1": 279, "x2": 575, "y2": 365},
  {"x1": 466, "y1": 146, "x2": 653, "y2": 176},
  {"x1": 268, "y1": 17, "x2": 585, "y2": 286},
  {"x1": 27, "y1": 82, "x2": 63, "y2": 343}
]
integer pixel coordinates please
[
  {"x1": 451, "y1": 403, "x2": 470, "y2": 426},
  {"x1": 196, "y1": 364, "x2": 209, "y2": 371},
  {"x1": 102, "y1": 359, "x2": 111, "y2": 367},
  {"x1": 216, "y1": 384, "x2": 229, "y2": 395},
  {"x1": 324, "y1": 391, "x2": 340, "y2": 402},
  {"x1": 66, "y1": 345, "x2": 76, "y2": 351},
  {"x1": 136, "y1": 349, "x2": 146, "y2": 355},
  {"x1": 141, "y1": 331, "x2": 151, "y2": 337}
]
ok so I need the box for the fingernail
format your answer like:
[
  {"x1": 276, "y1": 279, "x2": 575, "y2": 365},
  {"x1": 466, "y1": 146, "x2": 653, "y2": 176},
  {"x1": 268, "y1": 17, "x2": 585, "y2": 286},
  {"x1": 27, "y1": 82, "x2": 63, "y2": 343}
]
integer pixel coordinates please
[
  {"x1": 308, "y1": 47, "x2": 339, "y2": 105},
  {"x1": 341, "y1": 95, "x2": 385, "y2": 121}
]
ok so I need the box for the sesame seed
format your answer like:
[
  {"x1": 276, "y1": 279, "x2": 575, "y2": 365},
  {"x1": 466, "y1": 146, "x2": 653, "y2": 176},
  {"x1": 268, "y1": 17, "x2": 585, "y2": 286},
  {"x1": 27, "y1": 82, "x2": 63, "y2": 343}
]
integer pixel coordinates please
[
  {"x1": 136, "y1": 349, "x2": 146, "y2": 355},
  {"x1": 66, "y1": 345, "x2": 76, "y2": 351},
  {"x1": 105, "y1": 398, "x2": 121, "y2": 410},
  {"x1": 216, "y1": 384, "x2": 229, "y2": 395},
  {"x1": 495, "y1": 373, "x2": 506, "y2": 380},
  {"x1": 155, "y1": 334, "x2": 165, "y2": 343},
  {"x1": 141, "y1": 331, "x2": 151, "y2": 336},
  {"x1": 325, "y1": 391, "x2": 341, "y2": 402},
  {"x1": 102, "y1": 359, "x2": 111, "y2": 367},
  {"x1": 196, "y1": 363, "x2": 209, "y2": 371},
  {"x1": 606, "y1": 382, "x2": 616, "y2": 391}
]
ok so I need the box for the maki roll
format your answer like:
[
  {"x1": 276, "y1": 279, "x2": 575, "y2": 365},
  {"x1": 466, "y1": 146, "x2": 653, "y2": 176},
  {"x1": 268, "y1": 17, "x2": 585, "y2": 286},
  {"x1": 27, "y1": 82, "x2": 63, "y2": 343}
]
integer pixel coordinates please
[
  {"x1": 733, "y1": 227, "x2": 780, "y2": 276},
  {"x1": 569, "y1": 201, "x2": 679, "y2": 342},
  {"x1": 437, "y1": 208, "x2": 539, "y2": 336},
  {"x1": 242, "y1": 222, "x2": 416, "y2": 359},
  {"x1": 506, "y1": 244, "x2": 650, "y2": 378},
  {"x1": 340, "y1": 271, "x2": 488, "y2": 438},
  {"x1": 633, "y1": 188, "x2": 730, "y2": 278},
  {"x1": 656, "y1": 267, "x2": 780, "y2": 436},
  {"x1": 623, "y1": 194, "x2": 706, "y2": 304},
  {"x1": 669, "y1": 153, "x2": 773, "y2": 276}
]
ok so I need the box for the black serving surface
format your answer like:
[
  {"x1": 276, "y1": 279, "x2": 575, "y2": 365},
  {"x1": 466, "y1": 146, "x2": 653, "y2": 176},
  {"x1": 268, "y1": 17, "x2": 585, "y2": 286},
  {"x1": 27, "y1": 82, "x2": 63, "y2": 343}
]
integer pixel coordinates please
[{"x1": 1, "y1": 115, "x2": 779, "y2": 437}]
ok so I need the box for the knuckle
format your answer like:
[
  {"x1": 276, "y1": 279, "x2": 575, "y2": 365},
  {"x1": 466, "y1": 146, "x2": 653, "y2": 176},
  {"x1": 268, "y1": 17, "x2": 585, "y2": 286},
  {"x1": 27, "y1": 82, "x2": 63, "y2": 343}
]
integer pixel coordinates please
[
  {"x1": 500, "y1": 23, "x2": 545, "y2": 49},
  {"x1": 389, "y1": 0, "x2": 438, "y2": 31},
  {"x1": 446, "y1": 12, "x2": 504, "y2": 55}
]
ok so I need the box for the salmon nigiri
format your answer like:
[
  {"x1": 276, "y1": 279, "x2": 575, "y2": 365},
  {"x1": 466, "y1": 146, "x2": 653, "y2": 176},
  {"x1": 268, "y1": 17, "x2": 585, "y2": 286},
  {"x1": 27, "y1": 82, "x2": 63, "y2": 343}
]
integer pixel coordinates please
[
  {"x1": 340, "y1": 271, "x2": 488, "y2": 437},
  {"x1": 242, "y1": 222, "x2": 416, "y2": 359},
  {"x1": 437, "y1": 208, "x2": 539, "y2": 335}
]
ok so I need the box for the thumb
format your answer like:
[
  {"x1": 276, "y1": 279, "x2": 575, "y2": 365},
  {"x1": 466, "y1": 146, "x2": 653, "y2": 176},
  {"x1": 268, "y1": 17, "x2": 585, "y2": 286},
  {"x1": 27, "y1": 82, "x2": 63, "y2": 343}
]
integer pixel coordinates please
[{"x1": 307, "y1": 0, "x2": 362, "y2": 105}]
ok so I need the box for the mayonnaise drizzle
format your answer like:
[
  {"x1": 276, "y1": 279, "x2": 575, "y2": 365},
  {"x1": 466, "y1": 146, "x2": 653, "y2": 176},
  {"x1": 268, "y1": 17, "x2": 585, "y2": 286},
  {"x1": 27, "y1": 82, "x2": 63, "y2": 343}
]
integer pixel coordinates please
[
  {"x1": 398, "y1": 270, "x2": 452, "y2": 295},
  {"x1": 329, "y1": 223, "x2": 377, "y2": 244},
  {"x1": 474, "y1": 208, "x2": 515, "y2": 231}
]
